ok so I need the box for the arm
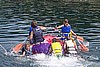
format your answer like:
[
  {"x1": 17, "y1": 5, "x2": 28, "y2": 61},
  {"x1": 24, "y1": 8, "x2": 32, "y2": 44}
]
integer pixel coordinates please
[
  {"x1": 71, "y1": 30, "x2": 77, "y2": 36},
  {"x1": 29, "y1": 27, "x2": 33, "y2": 40},
  {"x1": 20, "y1": 51, "x2": 26, "y2": 57},
  {"x1": 55, "y1": 25, "x2": 64, "y2": 29},
  {"x1": 29, "y1": 31, "x2": 34, "y2": 44},
  {"x1": 29, "y1": 31, "x2": 33, "y2": 40},
  {"x1": 20, "y1": 47, "x2": 26, "y2": 57},
  {"x1": 29, "y1": 27, "x2": 34, "y2": 44},
  {"x1": 38, "y1": 26, "x2": 46, "y2": 30}
]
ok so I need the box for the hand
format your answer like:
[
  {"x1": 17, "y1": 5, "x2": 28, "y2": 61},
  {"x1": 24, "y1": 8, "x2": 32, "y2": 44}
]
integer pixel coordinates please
[{"x1": 54, "y1": 27, "x2": 58, "y2": 30}]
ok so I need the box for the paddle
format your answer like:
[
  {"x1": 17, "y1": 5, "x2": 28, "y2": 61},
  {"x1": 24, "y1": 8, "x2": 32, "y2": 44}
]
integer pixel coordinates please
[
  {"x1": 77, "y1": 36, "x2": 84, "y2": 42},
  {"x1": 77, "y1": 38, "x2": 89, "y2": 52},
  {"x1": 12, "y1": 37, "x2": 28, "y2": 53}
]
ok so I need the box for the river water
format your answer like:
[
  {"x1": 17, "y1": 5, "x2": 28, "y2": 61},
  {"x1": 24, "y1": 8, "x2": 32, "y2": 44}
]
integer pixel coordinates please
[{"x1": 0, "y1": 1, "x2": 100, "y2": 67}]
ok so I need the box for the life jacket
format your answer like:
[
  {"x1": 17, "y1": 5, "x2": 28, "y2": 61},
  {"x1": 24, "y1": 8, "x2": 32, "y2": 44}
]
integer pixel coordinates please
[
  {"x1": 32, "y1": 43, "x2": 51, "y2": 54},
  {"x1": 32, "y1": 26, "x2": 44, "y2": 43},
  {"x1": 51, "y1": 42, "x2": 62, "y2": 56},
  {"x1": 61, "y1": 25, "x2": 71, "y2": 37},
  {"x1": 65, "y1": 40, "x2": 77, "y2": 54}
]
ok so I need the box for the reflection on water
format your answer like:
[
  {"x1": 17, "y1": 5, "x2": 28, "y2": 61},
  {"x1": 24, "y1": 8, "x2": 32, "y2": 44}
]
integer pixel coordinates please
[{"x1": 0, "y1": 1, "x2": 100, "y2": 67}]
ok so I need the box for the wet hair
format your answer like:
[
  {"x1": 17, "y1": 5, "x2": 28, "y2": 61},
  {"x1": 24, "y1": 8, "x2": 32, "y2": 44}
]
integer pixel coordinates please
[
  {"x1": 31, "y1": 20, "x2": 37, "y2": 28},
  {"x1": 25, "y1": 44, "x2": 30, "y2": 50},
  {"x1": 52, "y1": 38, "x2": 56, "y2": 43},
  {"x1": 64, "y1": 19, "x2": 68, "y2": 23},
  {"x1": 52, "y1": 38, "x2": 60, "y2": 43}
]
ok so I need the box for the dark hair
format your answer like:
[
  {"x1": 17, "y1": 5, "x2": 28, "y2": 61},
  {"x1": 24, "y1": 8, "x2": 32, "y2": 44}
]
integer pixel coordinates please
[
  {"x1": 52, "y1": 38, "x2": 56, "y2": 43},
  {"x1": 64, "y1": 19, "x2": 68, "y2": 23},
  {"x1": 31, "y1": 20, "x2": 37, "y2": 28}
]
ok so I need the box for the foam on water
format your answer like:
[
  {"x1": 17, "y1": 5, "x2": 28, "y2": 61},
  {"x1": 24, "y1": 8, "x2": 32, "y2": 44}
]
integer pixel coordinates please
[
  {"x1": 0, "y1": 45, "x2": 100, "y2": 67},
  {"x1": 83, "y1": 41, "x2": 89, "y2": 47},
  {"x1": 29, "y1": 54, "x2": 100, "y2": 67},
  {"x1": 29, "y1": 54, "x2": 84, "y2": 67}
]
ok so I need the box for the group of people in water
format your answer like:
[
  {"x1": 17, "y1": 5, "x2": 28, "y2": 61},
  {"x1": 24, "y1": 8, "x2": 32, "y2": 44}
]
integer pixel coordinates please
[{"x1": 20, "y1": 19, "x2": 77, "y2": 57}]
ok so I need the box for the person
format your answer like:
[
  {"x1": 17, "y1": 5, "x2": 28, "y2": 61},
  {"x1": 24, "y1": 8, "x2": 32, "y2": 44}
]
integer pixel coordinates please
[
  {"x1": 19, "y1": 20, "x2": 50, "y2": 56},
  {"x1": 55, "y1": 19, "x2": 77, "y2": 39},
  {"x1": 20, "y1": 42, "x2": 51, "y2": 57},
  {"x1": 29, "y1": 20, "x2": 47, "y2": 44},
  {"x1": 55, "y1": 19, "x2": 77, "y2": 54},
  {"x1": 49, "y1": 38, "x2": 63, "y2": 58},
  {"x1": 20, "y1": 44, "x2": 32, "y2": 57}
]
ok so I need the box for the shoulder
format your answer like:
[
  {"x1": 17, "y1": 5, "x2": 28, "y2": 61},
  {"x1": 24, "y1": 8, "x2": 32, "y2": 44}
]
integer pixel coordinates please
[
  {"x1": 29, "y1": 26, "x2": 33, "y2": 30},
  {"x1": 68, "y1": 24, "x2": 71, "y2": 27},
  {"x1": 30, "y1": 26, "x2": 32, "y2": 29},
  {"x1": 29, "y1": 26, "x2": 32, "y2": 28}
]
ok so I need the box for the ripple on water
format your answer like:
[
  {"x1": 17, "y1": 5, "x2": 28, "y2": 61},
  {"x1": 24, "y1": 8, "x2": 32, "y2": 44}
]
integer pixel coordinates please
[
  {"x1": 0, "y1": 1, "x2": 100, "y2": 67},
  {"x1": 91, "y1": 23, "x2": 100, "y2": 27}
]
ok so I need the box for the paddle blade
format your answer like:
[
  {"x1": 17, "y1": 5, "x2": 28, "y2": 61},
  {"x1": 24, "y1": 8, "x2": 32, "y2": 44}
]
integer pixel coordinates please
[
  {"x1": 12, "y1": 43, "x2": 23, "y2": 53},
  {"x1": 80, "y1": 44, "x2": 89, "y2": 52},
  {"x1": 77, "y1": 36, "x2": 84, "y2": 42}
]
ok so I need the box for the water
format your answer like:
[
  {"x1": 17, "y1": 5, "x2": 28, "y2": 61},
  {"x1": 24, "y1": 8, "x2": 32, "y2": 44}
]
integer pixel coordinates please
[{"x1": 0, "y1": 1, "x2": 100, "y2": 67}]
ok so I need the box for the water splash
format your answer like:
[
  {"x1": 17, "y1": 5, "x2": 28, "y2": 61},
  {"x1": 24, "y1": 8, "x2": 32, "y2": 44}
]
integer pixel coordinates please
[
  {"x1": 0, "y1": 45, "x2": 8, "y2": 55},
  {"x1": 0, "y1": 45, "x2": 20, "y2": 56},
  {"x1": 87, "y1": 55, "x2": 99, "y2": 61},
  {"x1": 29, "y1": 54, "x2": 100, "y2": 67},
  {"x1": 82, "y1": 61, "x2": 100, "y2": 67},
  {"x1": 83, "y1": 41, "x2": 89, "y2": 47},
  {"x1": 29, "y1": 54, "x2": 84, "y2": 67}
]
